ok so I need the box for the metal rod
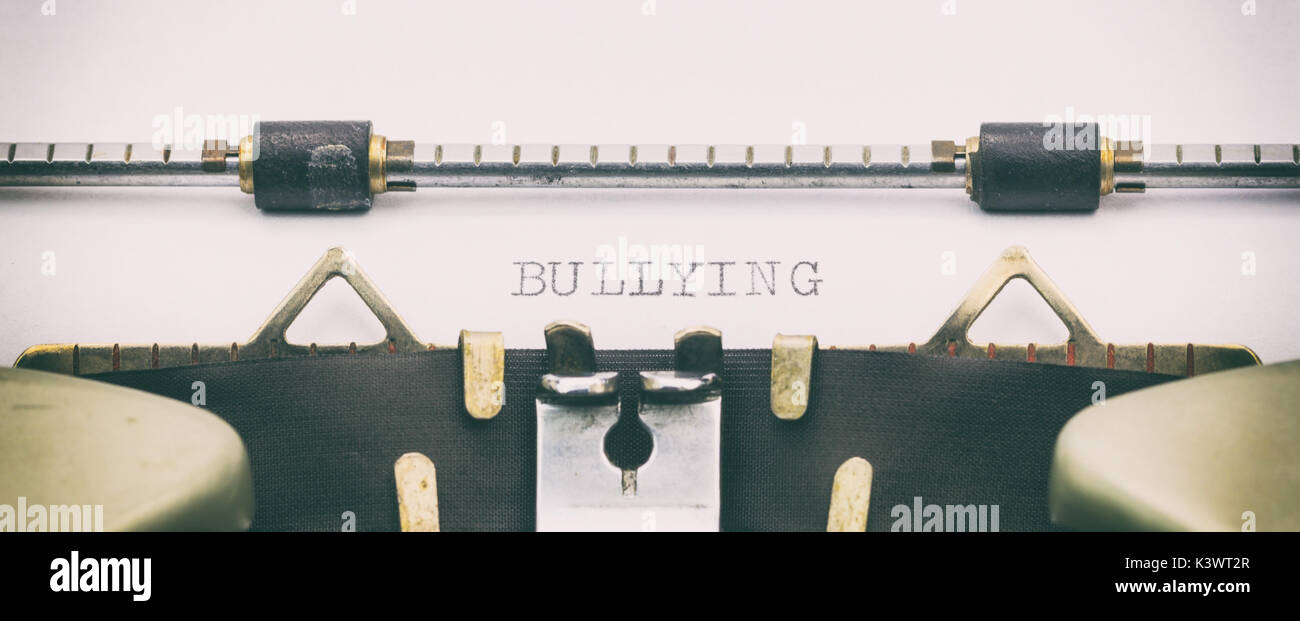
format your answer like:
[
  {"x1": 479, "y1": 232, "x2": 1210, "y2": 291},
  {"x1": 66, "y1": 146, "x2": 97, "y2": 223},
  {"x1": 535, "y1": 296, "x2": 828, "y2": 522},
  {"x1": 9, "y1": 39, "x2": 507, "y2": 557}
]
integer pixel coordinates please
[
  {"x1": 395, "y1": 143, "x2": 968, "y2": 189},
  {"x1": 1117, "y1": 143, "x2": 1300, "y2": 189},
  {"x1": 2, "y1": 141, "x2": 1297, "y2": 191},
  {"x1": 0, "y1": 142, "x2": 239, "y2": 187}
]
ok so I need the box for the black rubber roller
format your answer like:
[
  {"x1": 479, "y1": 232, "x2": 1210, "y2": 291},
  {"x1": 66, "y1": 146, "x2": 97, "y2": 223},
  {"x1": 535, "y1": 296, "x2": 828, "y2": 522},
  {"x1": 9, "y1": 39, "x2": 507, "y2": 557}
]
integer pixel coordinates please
[
  {"x1": 252, "y1": 121, "x2": 373, "y2": 211},
  {"x1": 971, "y1": 122, "x2": 1101, "y2": 212}
]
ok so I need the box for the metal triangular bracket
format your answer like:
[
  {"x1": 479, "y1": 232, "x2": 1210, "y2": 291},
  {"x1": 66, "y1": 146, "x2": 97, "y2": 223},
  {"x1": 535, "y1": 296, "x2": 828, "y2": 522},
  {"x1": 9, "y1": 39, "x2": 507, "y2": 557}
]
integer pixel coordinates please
[{"x1": 244, "y1": 246, "x2": 423, "y2": 357}]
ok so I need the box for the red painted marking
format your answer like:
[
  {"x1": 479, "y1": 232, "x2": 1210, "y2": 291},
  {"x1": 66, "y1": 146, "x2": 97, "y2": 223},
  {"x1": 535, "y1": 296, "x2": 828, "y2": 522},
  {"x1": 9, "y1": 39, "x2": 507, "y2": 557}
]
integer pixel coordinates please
[
  {"x1": 868, "y1": 344, "x2": 876, "y2": 351},
  {"x1": 349, "y1": 342, "x2": 357, "y2": 354},
  {"x1": 947, "y1": 341, "x2": 956, "y2": 357},
  {"x1": 1027, "y1": 343, "x2": 1036, "y2": 362},
  {"x1": 388, "y1": 340, "x2": 396, "y2": 354},
  {"x1": 1067, "y1": 342, "x2": 1075, "y2": 366},
  {"x1": 1186, "y1": 343, "x2": 1195, "y2": 377},
  {"x1": 907, "y1": 342, "x2": 916, "y2": 353},
  {"x1": 428, "y1": 343, "x2": 436, "y2": 351},
  {"x1": 112, "y1": 344, "x2": 120, "y2": 371},
  {"x1": 986, "y1": 343, "x2": 995, "y2": 359},
  {"x1": 1106, "y1": 343, "x2": 1115, "y2": 369},
  {"x1": 1145, "y1": 343, "x2": 1154, "y2": 372}
]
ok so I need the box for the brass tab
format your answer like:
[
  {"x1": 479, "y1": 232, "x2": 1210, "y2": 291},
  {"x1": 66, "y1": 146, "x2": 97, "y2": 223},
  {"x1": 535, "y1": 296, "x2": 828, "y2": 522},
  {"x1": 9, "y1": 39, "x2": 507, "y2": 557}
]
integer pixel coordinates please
[
  {"x1": 200, "y1": 139, "x2": 231, "y2": 173},
  {"x1": 770, "y1": 334, "x2": 817, "y2": 420},
  {"x1": 394, "y1": 452, "x2": 440, "y2": 532},
  {"x1": 384, "y1": 140, "x2": 416, "y2": 191},
  {"x1": 827, "y1": 457, "x2": 873, "y2": 532},
  {"x1": 930, "y1": 139, "x2": 962, "y2": 173},
  {"x1": 459, "y1": 330, "x2": 505, "y2": 419}
]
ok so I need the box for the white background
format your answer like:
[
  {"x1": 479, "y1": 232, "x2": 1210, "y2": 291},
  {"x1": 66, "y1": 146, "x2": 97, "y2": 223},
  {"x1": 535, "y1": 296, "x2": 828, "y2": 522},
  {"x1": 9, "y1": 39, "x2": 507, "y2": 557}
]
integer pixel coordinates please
[{"x1": 1, "y1": 0, "x2": 1297, "y2": 364}]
